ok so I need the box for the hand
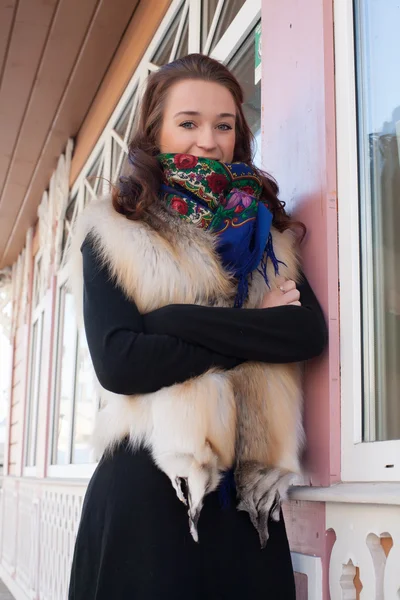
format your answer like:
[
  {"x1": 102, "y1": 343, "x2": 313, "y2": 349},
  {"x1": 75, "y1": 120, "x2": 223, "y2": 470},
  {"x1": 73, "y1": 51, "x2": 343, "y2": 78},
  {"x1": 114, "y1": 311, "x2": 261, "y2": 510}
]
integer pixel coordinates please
[{"x1": 260, "y1": 277, "x2": 301, "y2": 309}]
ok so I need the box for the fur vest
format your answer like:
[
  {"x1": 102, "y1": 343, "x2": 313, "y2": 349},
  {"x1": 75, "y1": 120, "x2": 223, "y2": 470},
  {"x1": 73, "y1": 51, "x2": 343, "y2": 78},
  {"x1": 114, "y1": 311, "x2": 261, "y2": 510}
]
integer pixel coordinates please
[{"x1": 68, "y1": 196, "x2": 304, "y2": 547}]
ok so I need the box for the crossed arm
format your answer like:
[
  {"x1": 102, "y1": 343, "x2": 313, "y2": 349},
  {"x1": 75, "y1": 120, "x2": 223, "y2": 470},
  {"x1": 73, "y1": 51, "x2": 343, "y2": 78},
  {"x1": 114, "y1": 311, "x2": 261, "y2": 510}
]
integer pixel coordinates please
[{"x1": 81, "y1": 239, "x2": 327, "y2": 396}]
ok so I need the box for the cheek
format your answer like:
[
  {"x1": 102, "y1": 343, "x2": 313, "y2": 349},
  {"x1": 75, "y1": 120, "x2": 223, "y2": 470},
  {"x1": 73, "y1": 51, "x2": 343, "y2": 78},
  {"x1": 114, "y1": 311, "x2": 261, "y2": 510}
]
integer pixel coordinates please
[
  {"x1": 222, "y1": 133, "x2": 236, "y2": 161},
  {"x1": 159, "y1": 124, "x2": 193, "y2": 154}
]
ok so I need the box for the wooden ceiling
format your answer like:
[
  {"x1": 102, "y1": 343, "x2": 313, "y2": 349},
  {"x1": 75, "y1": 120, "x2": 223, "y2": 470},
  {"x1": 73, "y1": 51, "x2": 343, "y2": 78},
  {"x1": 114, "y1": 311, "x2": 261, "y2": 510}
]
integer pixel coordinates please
[{"x1": 0, "y1": 0, "x2": 140, "y2": 269}]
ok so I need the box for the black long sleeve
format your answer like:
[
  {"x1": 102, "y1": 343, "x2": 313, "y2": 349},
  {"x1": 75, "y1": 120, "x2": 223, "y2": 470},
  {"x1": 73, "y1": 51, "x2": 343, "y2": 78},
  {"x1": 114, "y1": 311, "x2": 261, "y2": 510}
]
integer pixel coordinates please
[
  {"x1": 144, "y1": 277, "x2": 327, "y2": 363},
  {"x1": 82, "y1": 240, "x2": 242, "y2": 396}
]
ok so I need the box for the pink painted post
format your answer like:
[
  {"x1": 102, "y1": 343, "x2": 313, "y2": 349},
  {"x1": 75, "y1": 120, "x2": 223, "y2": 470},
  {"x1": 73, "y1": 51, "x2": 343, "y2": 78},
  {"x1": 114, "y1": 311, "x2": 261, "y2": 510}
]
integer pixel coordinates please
[
  {"x1": 261, "y1": 0, "x2": 340, "y2": 486},
  {"x1": 261, "y1": 1, "x2": 340, "y2": 597}
]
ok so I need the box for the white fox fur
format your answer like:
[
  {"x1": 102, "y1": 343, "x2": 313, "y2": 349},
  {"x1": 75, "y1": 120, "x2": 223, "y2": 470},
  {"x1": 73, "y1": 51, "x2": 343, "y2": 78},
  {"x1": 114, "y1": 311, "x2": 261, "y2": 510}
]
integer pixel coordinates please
[{"x1": 67, "y1": 195, "x2": 304, "y2": 546}]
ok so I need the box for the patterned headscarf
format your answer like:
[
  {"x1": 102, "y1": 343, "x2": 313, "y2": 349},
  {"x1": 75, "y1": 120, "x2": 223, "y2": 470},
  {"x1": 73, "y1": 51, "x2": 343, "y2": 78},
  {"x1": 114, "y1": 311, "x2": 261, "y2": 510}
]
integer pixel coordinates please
[{"x1": 158, "y1": 153, "x2": 281, "y2": 307}]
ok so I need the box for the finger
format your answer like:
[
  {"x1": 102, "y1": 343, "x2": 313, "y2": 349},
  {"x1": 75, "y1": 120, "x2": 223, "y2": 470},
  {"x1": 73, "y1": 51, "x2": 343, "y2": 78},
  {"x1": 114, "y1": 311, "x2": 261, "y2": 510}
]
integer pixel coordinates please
[
  {"x1": 288, "y1": 300, "x2": 301, "y2": 306},
  {"x1": 280, "y1": 280, "x2": 296, "y2": 293},
  {"x1": 276, "y1": 275, "x2": 287, "y2": 289},
  {"x1": 282, "y1": 289, "x2": 300, "y2": 304}
]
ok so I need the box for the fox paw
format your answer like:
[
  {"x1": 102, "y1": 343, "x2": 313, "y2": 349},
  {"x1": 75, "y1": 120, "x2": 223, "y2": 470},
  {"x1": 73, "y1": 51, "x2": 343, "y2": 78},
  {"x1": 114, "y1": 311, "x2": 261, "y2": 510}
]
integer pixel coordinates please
[{"x1": 236, "y1": 464, "x2": 293, "y2": 548}]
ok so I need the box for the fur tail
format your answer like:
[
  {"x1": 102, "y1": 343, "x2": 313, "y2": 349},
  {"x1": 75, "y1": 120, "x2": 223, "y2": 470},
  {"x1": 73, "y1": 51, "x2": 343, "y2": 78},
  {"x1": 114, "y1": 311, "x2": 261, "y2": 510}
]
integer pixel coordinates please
[{"x1": 235, "y1": 462, "x2": 294, "y2": 548}]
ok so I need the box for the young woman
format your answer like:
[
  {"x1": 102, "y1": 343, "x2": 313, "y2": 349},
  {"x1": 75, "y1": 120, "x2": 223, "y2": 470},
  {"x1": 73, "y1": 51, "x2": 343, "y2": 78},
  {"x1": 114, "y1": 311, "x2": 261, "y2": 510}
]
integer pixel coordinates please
[{"x1": 68, "y1": 54, "x2": 327, "y2": 600}]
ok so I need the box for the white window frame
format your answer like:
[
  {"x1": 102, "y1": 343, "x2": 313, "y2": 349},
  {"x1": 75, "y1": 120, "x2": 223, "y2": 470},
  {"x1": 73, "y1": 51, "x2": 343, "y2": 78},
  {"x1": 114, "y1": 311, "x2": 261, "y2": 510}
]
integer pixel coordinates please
[
  {"x1": 52, "y1": 0, "x2": 261, "y2": 478},
  {"x1": 71, "y1": 0, "x2": 261, "y2": 198},
  {"x1": 335, "y1": 0, "x2": 400, "y2": 481},
  {"x1": 48, "y1": 260, "x2": 98, "y2": 479},
  {"x1": 23, "y1": 251, "x2": 44, "y2": 476}
]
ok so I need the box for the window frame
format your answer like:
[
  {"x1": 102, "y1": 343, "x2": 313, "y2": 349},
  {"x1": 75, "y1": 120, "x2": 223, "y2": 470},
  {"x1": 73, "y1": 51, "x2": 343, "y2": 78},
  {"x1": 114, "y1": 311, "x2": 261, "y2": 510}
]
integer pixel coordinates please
[
  {"x1": 48, "y1": 262, "x2": 98, "y2": 478},
  {"x1": 23, "y1": 251, "x2": 45, "y2": 475},
  {"x1": 335, "y1": 0, "x2": 400, "y2": 481},
  {"x1": 51, "y1": 0, "x2": 261, "y2": 478}
]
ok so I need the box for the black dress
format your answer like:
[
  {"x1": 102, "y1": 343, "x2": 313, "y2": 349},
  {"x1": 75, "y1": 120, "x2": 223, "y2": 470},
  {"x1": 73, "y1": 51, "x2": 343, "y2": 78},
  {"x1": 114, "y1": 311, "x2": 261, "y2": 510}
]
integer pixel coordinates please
[{"x1": 68, "y1": 239, "x2": 327, "y2": 600}]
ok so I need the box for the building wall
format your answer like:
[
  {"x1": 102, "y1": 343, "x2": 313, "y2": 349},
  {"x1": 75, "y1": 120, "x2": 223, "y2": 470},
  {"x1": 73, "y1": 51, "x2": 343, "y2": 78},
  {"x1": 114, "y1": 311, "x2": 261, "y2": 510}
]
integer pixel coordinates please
[
  {"x1": 261, "y1": 1, "x2": 400, "y2": 599},
  {"x1": 7, "y1": 237, "x2": 33, "y2": 477},
  {"x1": 1, "y1": 1, "x2": 399, "y2": 599}
]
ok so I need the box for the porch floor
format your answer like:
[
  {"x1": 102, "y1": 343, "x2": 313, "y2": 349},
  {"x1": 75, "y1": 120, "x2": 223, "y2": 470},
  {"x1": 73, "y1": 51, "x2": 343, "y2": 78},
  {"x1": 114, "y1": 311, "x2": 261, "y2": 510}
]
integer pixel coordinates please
[{"x1": 0, "y1": 580, "x2": 15, "y2": 600}]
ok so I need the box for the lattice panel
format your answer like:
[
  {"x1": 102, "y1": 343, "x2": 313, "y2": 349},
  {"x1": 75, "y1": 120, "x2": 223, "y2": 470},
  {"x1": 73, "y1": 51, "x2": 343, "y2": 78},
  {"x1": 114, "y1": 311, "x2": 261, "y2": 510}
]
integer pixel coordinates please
[
  {"x1": 39, "y1": 487, "x2": 84, "y2": 600},
  {"x1": 15, "y1": 482, "x2": 39, "y2": 597},
  {"x1": 1, "y1": 483, "x2": 18, "y2": 576}
]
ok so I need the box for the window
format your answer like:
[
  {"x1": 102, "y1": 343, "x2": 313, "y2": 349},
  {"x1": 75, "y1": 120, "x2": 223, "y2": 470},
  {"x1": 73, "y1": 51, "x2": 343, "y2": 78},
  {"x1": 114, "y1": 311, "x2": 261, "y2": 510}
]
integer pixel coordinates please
[
  {"x1": 228, "y1": 23, "x2": 261, "y2": 166},
  {"x1": 50, "y1": 281, "x2": 98, "y2": 467},
  {"x1": 56, "y1": 0, "x2": 261, "y2": 476},
  {"x1": 354, "y1": 0, "x2": 400, "y2": 443},
  {"x1": 25, "y1": 254, "x2": 44, "y2": 468},
  {"x1": 336, "y1": 0, "x2": 400, "y2": 480}
]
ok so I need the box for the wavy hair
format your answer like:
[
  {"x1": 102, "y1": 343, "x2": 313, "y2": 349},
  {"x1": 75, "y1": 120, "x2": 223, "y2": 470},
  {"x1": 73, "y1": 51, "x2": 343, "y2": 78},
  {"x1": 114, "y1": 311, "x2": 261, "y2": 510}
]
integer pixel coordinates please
[{"x1": 113, "y1": 53, "x2": 305, "y2": 238}]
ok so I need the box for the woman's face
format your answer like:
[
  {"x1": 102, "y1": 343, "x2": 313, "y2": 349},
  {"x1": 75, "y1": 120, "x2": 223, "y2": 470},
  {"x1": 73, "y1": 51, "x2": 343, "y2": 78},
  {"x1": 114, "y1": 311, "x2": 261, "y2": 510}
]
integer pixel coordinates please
[{"x1": 158, "y1": 79, "x2": 236, "y2": 163}]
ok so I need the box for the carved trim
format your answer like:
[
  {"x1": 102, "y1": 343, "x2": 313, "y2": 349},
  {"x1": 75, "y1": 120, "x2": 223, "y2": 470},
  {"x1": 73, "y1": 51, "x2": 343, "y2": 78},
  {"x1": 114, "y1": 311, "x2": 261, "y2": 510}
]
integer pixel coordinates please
[
  {"x1": 0, "y1": 266, "x2": 12, "y2": 338},
  {"x1": 54, "y1": 139, "x2": 74, "y2": 271}
]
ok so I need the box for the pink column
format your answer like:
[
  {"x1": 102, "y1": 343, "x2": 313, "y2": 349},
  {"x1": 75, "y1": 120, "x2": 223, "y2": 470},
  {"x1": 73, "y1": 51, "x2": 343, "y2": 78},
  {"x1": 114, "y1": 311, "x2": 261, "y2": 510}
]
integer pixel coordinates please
[
  {"x1": 261, "y1": 1, "x2": 340, "y2": 597},
  {"x1": 261, "y1": 0, "x2": 340, "y2": 486}
]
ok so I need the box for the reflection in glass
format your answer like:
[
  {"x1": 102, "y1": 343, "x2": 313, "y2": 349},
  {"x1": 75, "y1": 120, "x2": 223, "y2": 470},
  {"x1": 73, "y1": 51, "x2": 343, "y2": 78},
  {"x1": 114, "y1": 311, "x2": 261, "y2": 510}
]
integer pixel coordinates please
[
  {"x1": 228, "y1": 24, "x2": 262, "y2": 167},
  {"x1": 354, "y1": 0, "x2": 400, "y2": 440},
  {"x1": 72, "y1": 329, "x2": 98, "y2": 464},
  {"x1": 115, "y1": 90, "x2": 137, "y2": 140},
  {"x1": 207, "y1": 0, "x2": 246, "y2": 53},
  {"x1": 54, "y1": 287, "x2": 77, "y2": 464},
  {"x1": 152, "y1": 4, "x2": 185, "y2": 66},
  {"x1": 25, "y1": 317, "x2": 43, "y2": 467}
]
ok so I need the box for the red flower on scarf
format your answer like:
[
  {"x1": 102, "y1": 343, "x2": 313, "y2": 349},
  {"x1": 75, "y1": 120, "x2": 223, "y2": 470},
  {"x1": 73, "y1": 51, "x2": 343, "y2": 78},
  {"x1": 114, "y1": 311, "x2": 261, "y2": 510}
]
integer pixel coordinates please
[
  {"x1": 173, "y1": 154, "x2": 198, "y2": 169},
  {"x1": 206, "y1": 173, "x2": 228, "y2": 194},
  {"x1": 171, "y1": 198, "x2": 188, "y2": 215}
]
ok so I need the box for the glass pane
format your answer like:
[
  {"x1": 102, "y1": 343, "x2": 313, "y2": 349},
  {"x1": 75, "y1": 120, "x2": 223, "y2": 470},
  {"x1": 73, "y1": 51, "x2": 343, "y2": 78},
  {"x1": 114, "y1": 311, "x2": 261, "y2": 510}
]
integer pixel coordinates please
[
  {"x1": 33, "y1": 257, "x2": 42, "y2": 308},
  {"x1": 115, "y1": 91, "x2": 136, "y2": 140},
  {"x1": 208, "y1": 0, "x2": 246, "y2": 53},
  {"x1": 354, "y1": 0, "x2": 400, "y2": 441},
  {"x1": 202, "y1": 0, "x2": 219, "y2": 49},
  {"x1": 26, "y1": 318, "x2": 42, "y2": 467},
  {"x1": 62, "y1": 196, "x2": 77, "y2": 255},
  {"x1": 111, "y1": 138, "x2": 126, "y2": 184},
  {"x1": 228, "y1": 24, "x2": 261, "y2": 166},
  {"x1": 86, "y1": 152, "x2": 103, "y2": 194},
  {"x1": 71, "y1": 329, "x2": 98, "y2": 464},
  {"x1": 152, "y1": 4, "x2": 184, "y2": 65},
  {"x1": 53, "y1": 287, "x2": 77, "y2": 464},
  {"x1": 175, "y1": 16, "x2": 189, "y2": 59}
]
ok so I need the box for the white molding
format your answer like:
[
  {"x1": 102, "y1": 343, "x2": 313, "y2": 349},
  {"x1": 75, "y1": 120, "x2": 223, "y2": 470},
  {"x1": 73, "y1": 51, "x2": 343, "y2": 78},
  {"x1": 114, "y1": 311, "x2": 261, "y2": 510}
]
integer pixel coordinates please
[
  {"x1": 58, "y1": 0, "x2": 264, "y2": 479},
  {"x1": 22, "y1": 467, "x2": 36, "y2": 478},
  {"x1": 0, "y1": 565, "x2": 30, "y2": 600},
  {"x1": 70, "y1": 0, "x2": 260, "y2": 198},
  {"x1": 0, "y1": 267, "x2": 12, "y2": 337},
  {"x1": 334, "y1": 0, "x2": 400, "y2": 481},
  {"x1": 290, "y1": 483, "x2": 400, "y2": 506},
  {"x1": 210, "y1": 0, "x2": 261, "y2": 63},
  {"x1": 327, "y1": 502, "x2": 400, "y2": 599},
  {"x1": 291, "y1": 552, "x2": 323, "y2": 600},
  {"x1": 47, "y1": 463, "x2": 96, "y2": 480},
  {"x1": 188, "y1": 0, "x2": 201, "y2": 53},
  {"x1": 70, "y1": 0, "x2": 186, "y2": 197}
]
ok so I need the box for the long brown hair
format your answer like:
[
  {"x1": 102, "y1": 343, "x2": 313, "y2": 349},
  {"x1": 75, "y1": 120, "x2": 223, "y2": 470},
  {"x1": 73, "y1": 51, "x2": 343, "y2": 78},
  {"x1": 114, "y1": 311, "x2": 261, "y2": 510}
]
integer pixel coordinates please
[{"x1": 113, "y1": 53, "x2": 305, "y2": 238}]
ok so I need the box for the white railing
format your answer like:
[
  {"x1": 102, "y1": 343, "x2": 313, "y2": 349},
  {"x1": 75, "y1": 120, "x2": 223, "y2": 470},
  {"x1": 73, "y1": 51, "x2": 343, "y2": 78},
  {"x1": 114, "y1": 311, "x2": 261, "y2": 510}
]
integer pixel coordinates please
[
  {"x1": 0, "y1": 477, "x2": 86, "y2": 600},
  {"x1": 327, "y1": 502, "x2": 400, "y2": 599}
]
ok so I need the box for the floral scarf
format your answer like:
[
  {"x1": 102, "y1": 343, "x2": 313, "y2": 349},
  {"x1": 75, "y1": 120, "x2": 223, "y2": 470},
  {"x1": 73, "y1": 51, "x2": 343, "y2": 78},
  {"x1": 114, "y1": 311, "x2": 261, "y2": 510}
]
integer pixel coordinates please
[{"x1": 158, "y1": 153, "x2": 280, "y2": 307}]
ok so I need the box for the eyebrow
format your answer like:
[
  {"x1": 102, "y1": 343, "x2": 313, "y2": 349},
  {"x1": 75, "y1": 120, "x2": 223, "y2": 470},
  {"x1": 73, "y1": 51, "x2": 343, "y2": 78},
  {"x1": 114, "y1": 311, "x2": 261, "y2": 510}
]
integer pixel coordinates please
[{"x1": 173, "y1": 110, "x2": 236, "y2": 119}]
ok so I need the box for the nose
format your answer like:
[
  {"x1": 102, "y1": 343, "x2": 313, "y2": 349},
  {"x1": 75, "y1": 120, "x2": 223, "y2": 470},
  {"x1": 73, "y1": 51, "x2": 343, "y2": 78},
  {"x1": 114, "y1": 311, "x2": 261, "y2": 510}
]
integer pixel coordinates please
[{"x1": 196, "y1": 126, "x2": 217, "y2": 154}]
